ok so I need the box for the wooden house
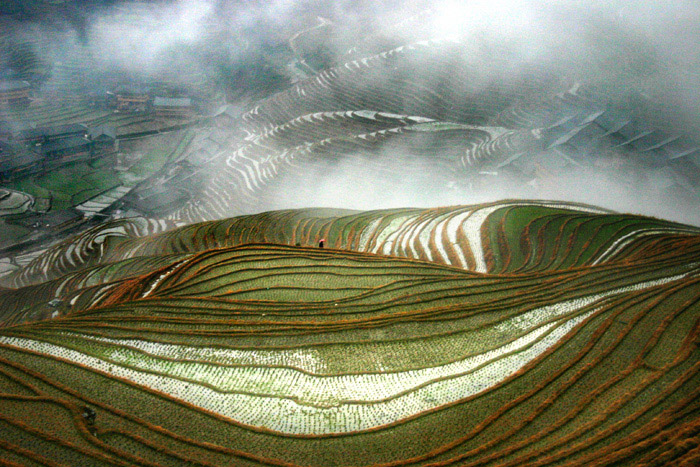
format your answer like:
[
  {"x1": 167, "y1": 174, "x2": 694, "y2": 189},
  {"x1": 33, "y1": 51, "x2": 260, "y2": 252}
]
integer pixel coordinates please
[
  {"x1": 0, "y1": 141, "x2": 42, "y2": 181},
  {"x1": 88, "y1": 125, "x2": 118, "y2": 154},
  {"x1": 16, "y1": 124, "x2": 88, "y2": 145},
  {"x1": 153, "y1": 97, "x2": 194, "y2": 118},
  {"x1": 39, "y1": 137, "x2": 94, "y2": 169},
  {"x1": 115, "y1": 87, "x2": 150, "y2": 112}
]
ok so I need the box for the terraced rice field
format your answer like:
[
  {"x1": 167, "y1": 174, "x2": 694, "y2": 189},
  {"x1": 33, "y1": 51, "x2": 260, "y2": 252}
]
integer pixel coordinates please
[
  {"x1": 0, "y1": 201, "x2": 699, "y2": 465},
  {"x1": 161, "y1": 36, "x2": 699, "y2": 224},
  {"x1": 166, "y1": 39, "x2": 564, "y2": 222}
]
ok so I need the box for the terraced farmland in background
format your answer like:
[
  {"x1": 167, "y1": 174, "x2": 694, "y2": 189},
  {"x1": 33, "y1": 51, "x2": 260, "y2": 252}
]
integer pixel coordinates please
[
  {"x1": 0, "y1": 201, "x2": 699, "y2": 465},
  {"x1": 167, "y1": 39, "x2": 565, "y2": 222},
  {"x1": 157, "y1": 36, "x2": 700, "y2": 224}
]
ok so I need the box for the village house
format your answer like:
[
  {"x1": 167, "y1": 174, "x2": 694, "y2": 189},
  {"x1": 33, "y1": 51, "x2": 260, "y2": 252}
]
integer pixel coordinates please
[
  {"x1": 88, "y1": 125, "x2": 118, "y2": 154},
  {"x1": 115, "y1": 87, "x2": 150, "y2": 112},
  {"x1": 153, "y1": 97, "x2": 194, "y2": 118},
  {"x1": 16, "y1": 123, "x2": 88, "y2": 145},
  {"x1": 0, "y1": 141, "x2": 42, "y2": 181},
  {"x1": 0, "y1": 80, "x2": 31, "y2": 108},
  {"x1": 0, "y1": 122, "x2": 118, "y2": 181},
  {"x1": 39, "y1": 136, "x2": 94, "y2": 169}
]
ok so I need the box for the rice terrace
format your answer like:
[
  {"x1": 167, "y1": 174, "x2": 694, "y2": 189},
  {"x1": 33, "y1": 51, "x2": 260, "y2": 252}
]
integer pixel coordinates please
[{"x1": 1, "y1": 1, "x2": 700, "y2": 466}]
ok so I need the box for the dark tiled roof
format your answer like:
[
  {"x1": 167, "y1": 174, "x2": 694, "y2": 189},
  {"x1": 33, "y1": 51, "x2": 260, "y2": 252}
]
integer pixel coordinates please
[
  {"x1": 18, "y1": 124, "x2": 88, "y2": 141},
  {"x1": 0, "y1": 141, "x2": 42, "y2": 170},
  {"x1": 88, "y1": 125, "x2": 117, "y2": 140},
  {"x1": 40, "y1": 136, "x2": 92, "y2": 155},
  {"x1": 153, "y1": 97, "x2": 192, "y2": 108}
]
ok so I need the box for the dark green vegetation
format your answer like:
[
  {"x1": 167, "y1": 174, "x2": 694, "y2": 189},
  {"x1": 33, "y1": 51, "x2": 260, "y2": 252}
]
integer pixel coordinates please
[
  {"x1": 0, "y1": 202, "x2": 699, "y2": 465},
  {"x1": 7, "y1": 162, "x2": 119, "y2": 209}
]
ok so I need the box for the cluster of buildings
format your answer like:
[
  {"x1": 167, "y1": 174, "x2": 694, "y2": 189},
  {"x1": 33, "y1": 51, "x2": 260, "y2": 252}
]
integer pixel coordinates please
[
  {"x1": 0, "y1": 123, "x2": 117, "y2": 182},
  {"x1": 0, "y1": 78, "x2": 198, "y2": 119},
  {"x1": 105, "y1": 86, "x2": 196, "y2": 119}
]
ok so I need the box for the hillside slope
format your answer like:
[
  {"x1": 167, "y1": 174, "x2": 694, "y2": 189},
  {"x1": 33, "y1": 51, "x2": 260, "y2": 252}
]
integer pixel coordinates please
[{"x1": 0, "y1": 201, "x2": 699, "y2": 465}]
